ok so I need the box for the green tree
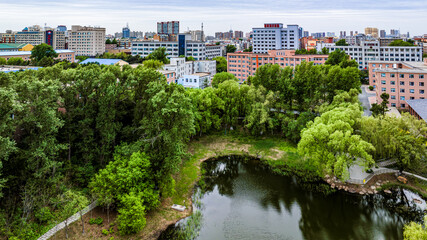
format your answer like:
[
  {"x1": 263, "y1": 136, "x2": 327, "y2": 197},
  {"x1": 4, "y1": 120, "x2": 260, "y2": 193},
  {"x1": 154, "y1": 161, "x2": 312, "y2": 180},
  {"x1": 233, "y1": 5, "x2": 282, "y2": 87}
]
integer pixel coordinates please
[
  {"x1": 298, "y1": 103, "x2": 375, "y2": 180},
  {"x1": 31, "y1": 43, "x2": 58, "y2": 62},
  {"x1": 211, "y1": 72, "x2": 238, "y2": 88},
  {"x1": 335, "y1": 39, "x2": 349, "y2": 46},
  {"x1": 370, "y1": 93, "x2": 389, "y2": 117},
  {"x1": 105, "y1": 39, "x2": 112, "y2": 44},
  {"x1": 6, "y1": 57, "x2": 25, "y2": 65},
  {"x1": 0, "y1": 58, "x2": 6, "y2": 65},
  {"x1": 117, "y1": 192, "x2": 147, "y2": 235},
  {"x1": 60, "y1": 190, "x2": 89, "y2": 238},
  {"x1": 325, "y1": 49, "x2": 352, "y2": 66},
  {"x1": 37, "y1": 56, "x2": 54, "y2": 67},
  {"x1": 111, "y1": 39, "x2": 118, "y2": 44},
  {"x1": 147, "y1": 47, "x2": 170, "y2": 64},
  {"x1": 76, "y1": 56, "x2": 89, "y2": 62},
  {"x1": 213, "y1": 56, "x2": 227, "y2": 73},
  {"x1": 389, "y1": 40, "x2": 414, "y2": 46},
  {"x1": 243, "y1": 46, "x2": 253, "y2": 52},
  {"x1": 321, "y1": 47, "x2": 329, "y2": 55},
  {"x1": 403, "y1": 215, "x2": 427, "y2": 240},
  {"x1": 245, "y1": 86, "x2": 275, "y2": 135},
  {"x1": 143, "y1": 59, "x2": 163, "y2": 69},
  {"x1": 423, "y1": 53, "x2": 427, "y2": 59},
  {"x1": 226, "y1": 45, "x2": 237, "y2": 54}
]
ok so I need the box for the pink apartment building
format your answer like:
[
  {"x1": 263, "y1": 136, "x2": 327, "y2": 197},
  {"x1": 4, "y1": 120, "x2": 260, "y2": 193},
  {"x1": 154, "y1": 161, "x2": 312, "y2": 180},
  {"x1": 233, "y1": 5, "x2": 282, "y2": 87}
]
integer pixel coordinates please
[
  {"x1": 227, "y1": 50, "x2": 329, "y2": 82},
  {"x1": 369, "y1": 58, "x2": 427, "y2": 108}
]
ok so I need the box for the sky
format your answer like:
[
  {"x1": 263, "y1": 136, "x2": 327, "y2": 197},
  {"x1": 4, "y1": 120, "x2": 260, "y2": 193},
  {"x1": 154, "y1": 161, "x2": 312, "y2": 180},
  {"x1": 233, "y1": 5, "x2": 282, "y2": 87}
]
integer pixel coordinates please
[{"x1": 0, "y1": 0, "x2": 426, "y2": 36}]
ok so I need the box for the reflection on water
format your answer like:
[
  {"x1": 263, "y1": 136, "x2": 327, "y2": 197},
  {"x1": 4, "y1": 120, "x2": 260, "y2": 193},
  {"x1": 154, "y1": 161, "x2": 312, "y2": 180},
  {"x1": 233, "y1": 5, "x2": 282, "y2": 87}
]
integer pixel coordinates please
[{"x1": 159, "y1": 156, "x2": 424, "y2": 240}]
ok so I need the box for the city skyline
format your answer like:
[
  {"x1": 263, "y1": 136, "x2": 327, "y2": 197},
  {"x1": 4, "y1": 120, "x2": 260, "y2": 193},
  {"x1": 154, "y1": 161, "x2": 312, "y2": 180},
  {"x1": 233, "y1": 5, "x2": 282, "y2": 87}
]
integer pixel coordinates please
[{"x1": 0, "y1": 0, "x2": 426, "y2": 36}]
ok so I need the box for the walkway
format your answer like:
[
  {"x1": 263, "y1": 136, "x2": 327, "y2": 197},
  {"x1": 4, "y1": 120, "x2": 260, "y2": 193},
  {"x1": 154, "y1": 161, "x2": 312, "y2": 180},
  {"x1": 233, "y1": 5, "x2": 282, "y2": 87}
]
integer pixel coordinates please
[{"x1": 358, "y1": 85, "x2": 376, "y2": 116}]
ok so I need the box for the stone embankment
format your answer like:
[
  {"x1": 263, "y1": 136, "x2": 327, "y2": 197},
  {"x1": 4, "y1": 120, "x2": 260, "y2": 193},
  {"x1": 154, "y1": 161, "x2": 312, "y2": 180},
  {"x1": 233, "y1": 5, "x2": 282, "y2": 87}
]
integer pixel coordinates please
[{"x1": 325, "y1": 174, "x2": 392, "y2": 195}]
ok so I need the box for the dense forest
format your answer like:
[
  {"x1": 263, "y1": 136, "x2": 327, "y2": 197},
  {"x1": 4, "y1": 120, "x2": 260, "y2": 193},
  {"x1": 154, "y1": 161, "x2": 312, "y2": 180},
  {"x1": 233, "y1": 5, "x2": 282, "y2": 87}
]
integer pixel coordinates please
[{"x1": 0, "y1": 50, "x2": 426, "y2": 238}]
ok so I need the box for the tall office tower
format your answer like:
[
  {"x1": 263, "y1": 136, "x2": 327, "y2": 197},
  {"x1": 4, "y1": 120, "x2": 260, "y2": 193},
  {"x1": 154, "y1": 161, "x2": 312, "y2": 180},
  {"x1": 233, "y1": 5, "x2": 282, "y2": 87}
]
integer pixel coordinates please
[
  {"x1": 380, "y1": 30, "x2": 386, "y2": 38},
  {"x1": 252, "y1": 23, "x2": 300, "y2": 53},
  {"x1": 122, "y1": 23, "x2": 130, "y2": 38}
]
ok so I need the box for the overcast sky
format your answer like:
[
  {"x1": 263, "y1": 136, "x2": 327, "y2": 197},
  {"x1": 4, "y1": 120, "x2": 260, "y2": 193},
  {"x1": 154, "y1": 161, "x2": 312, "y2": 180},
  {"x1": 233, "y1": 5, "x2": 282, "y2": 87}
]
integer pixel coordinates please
[{"x1": 0, "y1": 0, "x2": 426, "y2": 36}]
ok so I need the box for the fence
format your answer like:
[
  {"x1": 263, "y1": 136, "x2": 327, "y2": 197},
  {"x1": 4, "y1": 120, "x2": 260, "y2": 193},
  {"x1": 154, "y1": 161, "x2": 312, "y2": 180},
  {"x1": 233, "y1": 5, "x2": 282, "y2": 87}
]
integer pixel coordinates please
[{"x1": 37, "y1": 200, "x2": 98, "y2": 240}]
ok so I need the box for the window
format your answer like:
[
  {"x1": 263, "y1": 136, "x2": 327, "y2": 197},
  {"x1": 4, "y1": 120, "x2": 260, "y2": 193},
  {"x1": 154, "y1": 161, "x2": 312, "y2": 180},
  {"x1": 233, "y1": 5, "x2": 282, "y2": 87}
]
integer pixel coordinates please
[
  {"x1": 390, "y1": 74, "x2": 395, "y2": 78},
  {"x1": 409, "y1": 74, "x2": 414, "y2": 78},
  {"x1": 381, "y1": 73, "x2": 386, "y2": 77},
  {"x1": 400, "y1": 89, "x2": 405, "y2": 93},
  {"x1": 381, "y1": 80, "x2": 386, "y2": 85},
  {"x1": 381, "y1": 88, "x2": 386, "y2": 92},
  {"x1": 390, "y1": 81, "x2": 395, "y2": 85},
  {"x1": 400, "y1": 81, "x2": 405, "y2": 86},
  {"x1": 401, "y1": 104, "x2": 406, "y2": 108},
  {"x1": 399, "y1": 74, "x2": 404, "y2": 78},
  {"x1": 421, "y1": 90, "x2": 425, "y2": 94},
  {"x1": 420, "y1": 74, "x2": 425, "y2": 79},
  {"x1": 391, "y1": 103, "x2": 396, "y2": 107},
  {"x1": 400, "y1": 96, "x2": 405, "y2": 100},
  {"x1": 410, "y1": 89, "x2": 414, "y2": 93},
  {"x1": 420, "y1": 82, "x2": 425, "y2": 87},
  {"x1": 391, "y1": 88, "x2": 396, "y2": 93},
  {"x1": 391, "y1": 95, "x2": 396, "y2": 99},
  {"x1": 410, "y1": 82, "x2": 415, "y2": 86}
]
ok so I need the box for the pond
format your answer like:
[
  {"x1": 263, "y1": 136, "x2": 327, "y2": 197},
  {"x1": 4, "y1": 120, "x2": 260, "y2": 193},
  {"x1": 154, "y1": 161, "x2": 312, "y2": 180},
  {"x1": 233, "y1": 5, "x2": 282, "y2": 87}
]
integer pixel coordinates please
[{"x1": 159, "y1": 156, "x2": 424, "y2": 240}]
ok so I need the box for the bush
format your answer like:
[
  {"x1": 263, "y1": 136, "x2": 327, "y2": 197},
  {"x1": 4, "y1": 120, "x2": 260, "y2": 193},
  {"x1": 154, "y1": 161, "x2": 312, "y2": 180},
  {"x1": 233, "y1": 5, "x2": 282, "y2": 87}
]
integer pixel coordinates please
[
  {"x1": 102, "y1": 229, "x2": 109, "y2": 235},
  {"x1": 89, "y1": 217, "x2": 103, "y2": 225},
  {"x1": 369, "y1": 86, "x2": 374, "y2": 91},
  {"x1": 35, "y1": 207, "x2": 54, "y2": 223}
]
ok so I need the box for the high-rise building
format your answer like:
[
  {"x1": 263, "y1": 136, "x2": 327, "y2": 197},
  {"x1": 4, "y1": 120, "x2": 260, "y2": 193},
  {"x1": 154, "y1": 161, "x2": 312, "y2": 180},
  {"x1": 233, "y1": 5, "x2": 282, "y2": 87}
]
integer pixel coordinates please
[
  {"x1": 380, "y1": 30, "x2": 386, "y2": 38},
  {"x1": 234, "y1": 31, "x2": 243, "y2": 39},
  {"x1": 350, "y1": 31, "x2": 354, "y2": 37},
  {"x1": 67, "y1": 25, "x2": 106, "y2": 56},
  {"x1": 303, "y1": 31, "x2": 309, "y2": 38},
  {"x1": 252, "y1": 23, "x2": 300, "y2": 53},
  {"x1": 365, "y1": 27, "x2": 379, "y2": 38},
  {"x1": 122, "y1": 23, "x2": 130, "y2": 38},
  {"x1": 157, "y1": 21, "x2": 179, "y2": 35},
  {"x1": 390, "y1": 29, "x2": 400, "y2": 37},
  {"x1": 14, "y1": 25, "x2": 65, "y2": 49},
  {"x1": 57, "y1": 25, "x2": 67, "y2": 32}
]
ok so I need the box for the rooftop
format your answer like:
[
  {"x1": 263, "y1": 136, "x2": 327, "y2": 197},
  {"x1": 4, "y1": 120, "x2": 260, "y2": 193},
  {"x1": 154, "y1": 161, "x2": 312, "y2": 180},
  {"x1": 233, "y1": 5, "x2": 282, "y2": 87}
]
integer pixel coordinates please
[
  {"x1": 370, "y1": 60, "x2": 427, "y2": 73},
  {"x1": 0, "y1": 49, "x2": 74, "y2": 56},
  {"x1": 405, "y1": 99, "x2": 427, "y2": 122},
  {"x1": 80, "y1": 58, "x2": 126, "y2": 65},
  {"x1": 0, "y1": 43, "x2": 28, "y2": 49}
]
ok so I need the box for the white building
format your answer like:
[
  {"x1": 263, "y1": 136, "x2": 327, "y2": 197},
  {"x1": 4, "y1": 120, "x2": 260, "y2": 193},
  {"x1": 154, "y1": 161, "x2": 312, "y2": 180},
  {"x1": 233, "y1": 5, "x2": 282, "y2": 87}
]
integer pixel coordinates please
[
  {"x1": 163, "y1": 57, "x2": 216, "y2": 79},
  {"x1": 67, "y1": 25, "x2": 106, "y2": 56},
  {"x1": 252, "y1": 23, "x2": 300, "y2": 54},
  {"x1": 14, "y1": 25, "x2": 65, "y2": 49},
  {"x1": 177, "y1": 73, "x2": 211, "y2": 89},
  {"x1": 205, "y1": 44, "x2": 224, "y2": 60},
  {"x1": 317, "y1": 40, "x2": 423, "y2": 70}
]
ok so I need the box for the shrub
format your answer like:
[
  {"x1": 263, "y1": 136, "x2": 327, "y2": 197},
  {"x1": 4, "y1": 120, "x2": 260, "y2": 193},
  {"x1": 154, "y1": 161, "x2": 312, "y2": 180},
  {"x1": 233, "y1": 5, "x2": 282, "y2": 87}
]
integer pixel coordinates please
[
  {"x1": 102, "y1": 229, "x2": 109, "y2": 235},
  {"x1": 369, "y1": 86, "x2": 374, "y2": 91},
  {"x1": 89, "y1": 217, "x2": 103, "y2": 225},
  {"x1": 35, "y1": 207, "x2": 54, "y2": 223}
]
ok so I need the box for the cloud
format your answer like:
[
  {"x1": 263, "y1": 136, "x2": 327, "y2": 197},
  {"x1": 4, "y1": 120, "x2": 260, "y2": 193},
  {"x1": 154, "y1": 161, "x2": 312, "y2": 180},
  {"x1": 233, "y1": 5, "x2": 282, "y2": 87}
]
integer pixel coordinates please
[{"x1": 0, "y1": 0, "x2": 425, "y2": 36}]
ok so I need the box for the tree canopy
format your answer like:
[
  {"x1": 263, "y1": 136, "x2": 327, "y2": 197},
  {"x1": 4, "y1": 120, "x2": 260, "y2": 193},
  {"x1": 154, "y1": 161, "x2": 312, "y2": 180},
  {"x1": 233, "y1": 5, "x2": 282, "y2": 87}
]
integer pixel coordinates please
[
  {"x1": 335, "y1": 39, "x2": 349, "y2": 46},
  {"x1": 31, "y1": 43, "x2": 58, "y2": 63}
]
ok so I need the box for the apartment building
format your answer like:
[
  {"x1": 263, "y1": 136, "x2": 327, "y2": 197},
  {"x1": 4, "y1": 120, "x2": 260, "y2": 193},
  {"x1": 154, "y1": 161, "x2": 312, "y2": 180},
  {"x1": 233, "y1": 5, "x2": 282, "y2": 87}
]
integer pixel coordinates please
[
  {"x1": 162, "y1": 57, "x2": 216, "y2": 79},
  {"x1": 368, "y1": 58, "x2": 427, "y2": 109},
  {"x1": 177, "y1": 73, "x2": 211, "y2": 89},
  {"x1": 157, "y1": 21, "x2": 179, "y2": 35},
  {"x1": 67, "y1": 25, "x2": 106, "y2": 56},
  {"x1": 227, "y1": 50, "x2": 329, "y2": 82},
  {"x1": 131, "y1": 33, "x2": 222, "y2": 61},
  {"x1": 252, "y1": 23, "x2": 300, "y2": 54},
  {"x1": 365, "y1": 27, "x2": 379, "y2": 38},
  {"x1": 318, "y1": 40, "x2": 422, "y2": 70}
]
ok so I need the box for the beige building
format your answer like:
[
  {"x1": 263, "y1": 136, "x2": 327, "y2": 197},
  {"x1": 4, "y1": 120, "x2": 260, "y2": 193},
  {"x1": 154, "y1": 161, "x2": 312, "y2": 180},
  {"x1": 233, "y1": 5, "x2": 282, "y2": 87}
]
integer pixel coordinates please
[
  {"x1": 0, "y1": 50, "x2": 75, "y2": 62},
  {"x1": 365, "y1": 27, "x2": 379, "y2": 38},
  {"x1": 68, "y1": 25, "x2": 106, "y2": 56}
]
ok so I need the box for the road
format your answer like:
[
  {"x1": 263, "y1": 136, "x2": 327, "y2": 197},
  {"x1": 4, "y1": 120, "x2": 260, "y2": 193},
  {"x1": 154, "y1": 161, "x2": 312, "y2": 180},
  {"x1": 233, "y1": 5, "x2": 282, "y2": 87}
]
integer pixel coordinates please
[{"x1": 358, "y1": 86, "x2": 375, "y2": 116}]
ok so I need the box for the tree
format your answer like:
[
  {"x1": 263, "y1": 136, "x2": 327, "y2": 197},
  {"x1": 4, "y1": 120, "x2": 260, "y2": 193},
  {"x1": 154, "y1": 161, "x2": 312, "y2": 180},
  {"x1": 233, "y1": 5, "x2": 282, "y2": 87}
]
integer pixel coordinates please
[
  {"x1": 117, "y1": 192, "x2": 147, "y2": 235},
  {"x1": 226, "y1": 45, "x2": 237, "y2": 54},
  {"x1": 146, "y1": 47, "x2": 170, "y2": 64},
  {"x1": 335, "y1": 39, "x2": 349, "y2": 46},
  {"x1": 245, "y1": 86, "x2": 275, "y2": 135},
  {"x1": 423, "y1": 53, "x2": 427, "y2": 59},
  {"x1": 0, "y1": 58, "x2": 6, "y2": 65},
  {"x1": 6, "y1": 57, "x2": 25, "y2": 66},
  {"x1": 76, "y1": 56, "x2": 89, "y2": 62},
  {"x1": 31, "y1": 43, "x2": 58, "y2": 62},
  {"x1": 105, "y1": 39, "x2": 112, "y2": 44},
  {"x1": 403, "y1": 215, "x2": 427, "y2": 240},
  {"x1": 37, "y1": 56, "x2": 54, "y2": 67},
  {"x1": 213, "y1": 56, "x2": 227, "y2": 73},
  {"x1": 143, "y1": 59, "x2": 163, "y2": 69},
  {"x1": 321, "y1": 47, "x2": 329, "y2": 55},
  {"x1": 360, "y1": 113, "x2": 427, "y2": 172},
  {"x1": 243, "y1": 46, "x2": 253, "y2": 52},
  {"x1": 215, "y1": 42, "x2": 220, "y2": 45},
  {"x1": 185, "y1": 56, "x2": 196, "y2": 61},
  {"x1": 211, "y1": 72, "x2": 238, "y2": 88},
  {"x1": 111, "y1": 39, "x2": 118, "y2": 44},
  {"x1": 389, "y1": 40, "x2": 414, "y2": 46},
  {"x1": 325, "y1": 49, "x2": 351, "y2": 66},
  {"x1": 298, "y1": 103, "x2": 375, "y2": 180},
  {"x1": 370, "y1": 93, "x2": 389, "y2": 117},
  {"x1": 59, "y1": 190, "x2": 89, "y2": 238}
]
